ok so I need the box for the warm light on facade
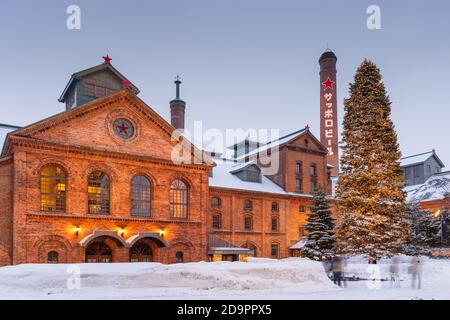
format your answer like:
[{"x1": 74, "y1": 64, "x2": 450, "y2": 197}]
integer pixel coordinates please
[
  {"x1": 118, "y1": 228, "x2": 125, "y2": 237},
  {"x1": 159, "y1": 229, "x2": 166, "y2": 238},
  {"x1": 74, "y1": 226, "x2": 81, "y2": 236}
]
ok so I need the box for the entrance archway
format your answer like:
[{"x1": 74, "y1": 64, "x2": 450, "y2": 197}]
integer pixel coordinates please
[
  {"x1": 86, "y1": 241, "x2": 113, "y2": 263},
  {"x1": 130, "y1": 241, "x2": 153, "y2": 262}
]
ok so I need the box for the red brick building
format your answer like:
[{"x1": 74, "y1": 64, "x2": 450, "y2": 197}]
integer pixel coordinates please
[{"x1": 0, "y1": 57, "x2": 333, "y2": 265}]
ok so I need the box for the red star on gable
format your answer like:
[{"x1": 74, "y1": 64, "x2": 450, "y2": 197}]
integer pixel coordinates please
[
  {"x1": 117, "y1": 122, "x2": 129, "y2": 134},
  {"x1": 102, "y1": 55, "x2": 112, "y2": 63},
  {"x1": 322, "y1": 77, "x2": 335, "y2": 90},
  {"x1": 121, "y1": 79, "x2": 131, "y2": 88}
]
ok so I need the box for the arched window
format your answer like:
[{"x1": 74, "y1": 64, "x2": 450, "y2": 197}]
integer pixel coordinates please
[
  {"x1": 170, "y1": 179, "x2": 188, "y2": 219},
  {"x1": 88, "y1": 171, "x2": 110, "y2": 215},
  {"x1": 244, "y1": 199, "x2": 253, "y2": 211},
  {"x1": 86, "y1": 241, "x2": 112, "y2": 263},
  {"x1": 175, "y1": 251, "x2": 184, "y2": 263},
  {"x1": 241, "y1": 243, "x2": 257, "y2": 257},
  {"x1": 212, "y1": 213, "x2": 221, "y2": 229},
  {"x1": 47, "y1": 251, "x2": 59, "y2": 264},
  {"x1": 130, "y1": 242, "x2": 153, "y2": 262},
  {"x1": 211, "y1": 197, "x2": 221, "y2": 208},
  {"x1": 40, "y1": 165, "x2": 67, "y2": 212},
  {"x1": 131, "y1": 176, "x2": 151, "y2": 217}
]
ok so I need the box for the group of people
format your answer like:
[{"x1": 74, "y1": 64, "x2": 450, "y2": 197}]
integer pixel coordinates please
[
  {"x1": 324, "y1": 255, "x2": 424, "y2": 289},
  {"x1": 390, "y1": 255, "x2": 424, "y2": 289}
]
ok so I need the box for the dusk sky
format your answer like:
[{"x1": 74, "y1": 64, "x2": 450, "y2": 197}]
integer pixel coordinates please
[{"x1": 0, "y1": 0, "x2": 449, "y2": 167}]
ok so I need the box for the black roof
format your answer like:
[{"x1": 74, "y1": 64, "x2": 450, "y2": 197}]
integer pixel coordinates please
[{"x1": 319, "y1": 50, "x2": 337, "y2": 62}]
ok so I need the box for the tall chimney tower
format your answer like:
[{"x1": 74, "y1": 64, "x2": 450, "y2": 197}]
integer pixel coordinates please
[
  {"x1": 170, "y1": 75, "x2": 186, "y2": 130},
  {"x1": 319, "y1": 50, "x2": 339, "y2": 176}
]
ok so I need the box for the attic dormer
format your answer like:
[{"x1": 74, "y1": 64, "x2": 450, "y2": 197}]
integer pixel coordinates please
[
  {"x1": 230, "y1": 162, "x2": 262, "y2": 183},
  {"x1": 58, "y1": 55, "x2": 139, "y2": 110}
]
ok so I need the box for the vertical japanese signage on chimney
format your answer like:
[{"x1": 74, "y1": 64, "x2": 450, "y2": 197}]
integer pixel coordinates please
[{"x1": 319, "y1": 51, "x2": 339, "y2": 176}]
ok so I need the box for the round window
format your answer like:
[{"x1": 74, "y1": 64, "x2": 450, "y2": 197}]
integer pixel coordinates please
[{"x1": 113, "y1": 118, "x2": 134, "y2": 139}]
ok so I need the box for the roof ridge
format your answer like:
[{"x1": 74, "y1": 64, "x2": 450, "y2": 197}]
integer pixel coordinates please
[
  {"x1": 401, "y1": 150, "x2": 434, "y2": 159},
  {"x1": 266, "y1": 128, "x2": 307, "y2": 145}
]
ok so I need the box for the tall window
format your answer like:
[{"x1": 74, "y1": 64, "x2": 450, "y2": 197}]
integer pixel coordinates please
[
  {"x1": 212, "y1": 214, "x2": 221, "y2": 229},
  {"x1": 244, "y1": 216, "x2": 253, "y2": 231},
  {"x1": 271, "y1": 244, "x2": 279, "y2": 259},
  {"x1": 295, "y1": 178, "x2": 303, "y2": 192},
  {"x1": 131, "y1": 176, "x2": 151, "y2": 217},
  {"x1": 310, "y1": 164, "x2": 317, "y2": 176},
  {"x1": 310, "y1": 179, "x2": 318, "y2": 193},
  {"x1": 244, "y1": 199, "x2": 253, "y2": 211},
  {"x1": 271, "y1": 216, "x2": 279, "y2": 232},
  {"x1": 41, "y1": 165, "x2": 67, "y2": 212},
  {"x1": 47, "y1": 251, "x2": 59, "y2": 264},
  {"x1": 271, "y1": 202, "x2": 279, "y2": 212},
  {"x1": 170, "y1": 179, "x2": 188, "y2": 218},
  {"x1": 295, "y1": 161, "x2": 302, "y2": 175},
  {"x1": 88, "y1": 171, "x2": 110, "y2": 215},
  {"x1": 211, "y1": 197, "x2": 221, "y2": 208}
]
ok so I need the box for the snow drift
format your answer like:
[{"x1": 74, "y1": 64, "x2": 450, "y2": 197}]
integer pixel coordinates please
[{"x1": 0, "y1": 258, "x2": 337, "y2": 300}]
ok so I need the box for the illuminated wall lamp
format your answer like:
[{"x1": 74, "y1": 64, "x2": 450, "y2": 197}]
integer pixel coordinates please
[
  {"x1": 118, "y1": 228, "x2": 125, "y2": 237},
  {"x1": 74, "y1": 226, "x2": 81, "y2": 236}
]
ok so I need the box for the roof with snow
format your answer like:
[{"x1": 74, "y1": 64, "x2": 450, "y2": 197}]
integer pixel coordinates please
[
  {"x1": 407, "y1": 171, "x2": 450, "y2": 203},
  {"x1": 400, "y1": 151, "x2": 445, "y2": 168},
  {"x1": 235, "y1": 128, "x2": 314, "y2": 161},
  {"x1": 290, "y1": 238, "x2": 307, "y2": 250},
  {"x1": 208, "y1": 234, "x2": 251, "y2": 255},
  {"x1": 0, "y1": 127, "x2": 18, "y2": 153},
  {"x1": 209, "y1": 159, "x2": 312, "y2": 197}
]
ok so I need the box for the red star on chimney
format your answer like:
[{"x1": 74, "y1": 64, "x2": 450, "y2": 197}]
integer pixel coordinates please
[
  {"x1": 322, "y1": 77, "x2": 335, "y2": 90},
  {"x1": 117, "y1": 122, "x2": 129, "y2": 134},
  {"x1": 121, "y1": 79, "x2": 131, "y2": 88},
  {"x1": 102, "y1": 55, "x2": 112, "y2": 63}
]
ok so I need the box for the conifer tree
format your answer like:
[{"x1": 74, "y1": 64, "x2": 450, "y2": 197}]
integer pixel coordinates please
[
  {"x1": 336, "y1": 59, "x2": 408, "y2": 262},
  {"x1": 405, "y1": 203, "x2": 438, "y2": 245},
  {"x1": 302, "y1": 189, "x2": 336, "y2": 261}
]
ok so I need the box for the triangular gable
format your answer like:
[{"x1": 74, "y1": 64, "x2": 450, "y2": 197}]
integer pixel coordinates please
[
  {"x1": 286, "y1": 130, "x2": 328, "y2": 153},
  {"x1": 3, "y1": 90, "x2": 209, "y2": 166},
  {"x1": 236, "y1": 128, "x2": 327, "y2": 161}
]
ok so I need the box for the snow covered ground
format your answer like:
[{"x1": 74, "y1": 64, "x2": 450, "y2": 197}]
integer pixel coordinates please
[{"x1": 0, "y1": 257, "x2": 449, "y2": 300}]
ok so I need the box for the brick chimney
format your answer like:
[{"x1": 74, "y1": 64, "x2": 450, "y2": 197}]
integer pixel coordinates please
[
  {"x1": 319, "y1": 50, "x2": 339, "y2": 176},
  {"x1": 170, "y1": 76, "x2": 186, "y2": 130}
]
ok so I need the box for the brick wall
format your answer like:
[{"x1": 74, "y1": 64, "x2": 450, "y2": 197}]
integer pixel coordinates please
[
  {"x1": 208, "y1": 188, "x2": 313, "y2": 258},
  {"x1": 0, "y1": 158, "x2": 13, "y2": 265}
]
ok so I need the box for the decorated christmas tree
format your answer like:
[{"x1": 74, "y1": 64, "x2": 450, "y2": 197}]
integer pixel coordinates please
[
  {"x1": 302, "y1": 189, "x2": 336, "y2": 261},
  {"x1": 336, "y1": 59, "x2": 408, "y2": 262}
]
